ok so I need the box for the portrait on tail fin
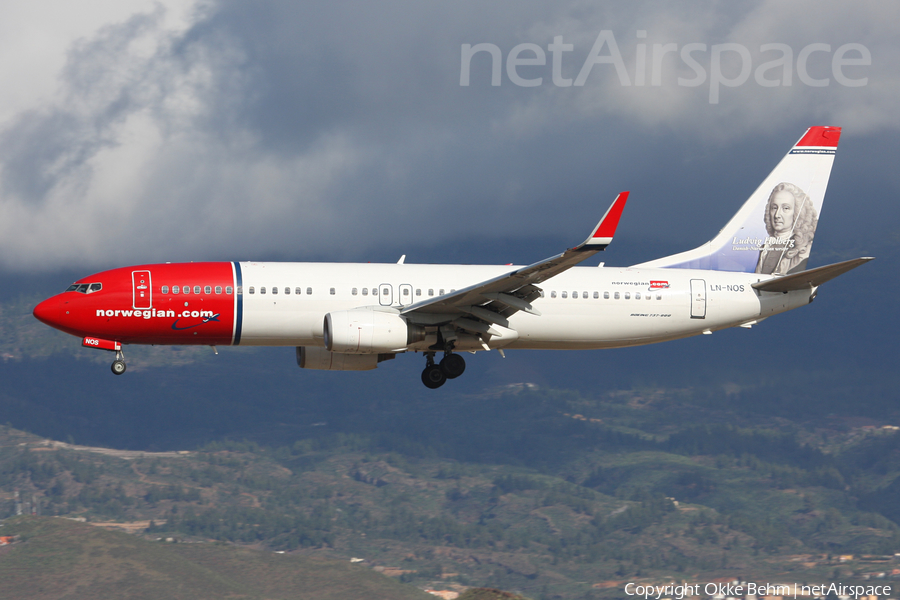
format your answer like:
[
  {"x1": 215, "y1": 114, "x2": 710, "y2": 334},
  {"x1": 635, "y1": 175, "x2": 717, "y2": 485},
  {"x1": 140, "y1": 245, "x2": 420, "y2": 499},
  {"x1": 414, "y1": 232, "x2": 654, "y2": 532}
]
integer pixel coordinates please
[{"x1": 755, "y1": 182, "x2": 818, "y2": 275}]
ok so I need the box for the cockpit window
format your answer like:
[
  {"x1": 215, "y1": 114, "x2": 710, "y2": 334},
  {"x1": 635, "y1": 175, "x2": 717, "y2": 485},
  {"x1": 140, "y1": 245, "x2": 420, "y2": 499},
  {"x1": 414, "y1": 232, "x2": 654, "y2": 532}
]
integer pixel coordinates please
[{"x1": 67, "y1": 282, "x2": 103, "y2": 294}]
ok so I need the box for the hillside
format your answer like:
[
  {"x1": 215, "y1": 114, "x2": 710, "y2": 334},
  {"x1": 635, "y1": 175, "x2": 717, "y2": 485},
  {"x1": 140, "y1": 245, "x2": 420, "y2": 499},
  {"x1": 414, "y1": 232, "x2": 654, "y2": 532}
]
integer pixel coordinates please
[
  {"x1": 2, "y1": 284, "x2": 900, "y2": 599},
  {"x1": 2, "y1": 389, "x2": 900, "y2": 600},
  {"x1": 0, "y1": 516, "x2": 431, "y2": 600}
]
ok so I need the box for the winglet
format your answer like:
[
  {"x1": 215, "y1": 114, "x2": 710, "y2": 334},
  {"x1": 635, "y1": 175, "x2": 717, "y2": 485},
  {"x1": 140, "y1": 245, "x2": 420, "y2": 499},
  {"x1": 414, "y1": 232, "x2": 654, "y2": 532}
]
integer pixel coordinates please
[{"x1": 581, "y1": 191, "x2": 629, "y2": 249}]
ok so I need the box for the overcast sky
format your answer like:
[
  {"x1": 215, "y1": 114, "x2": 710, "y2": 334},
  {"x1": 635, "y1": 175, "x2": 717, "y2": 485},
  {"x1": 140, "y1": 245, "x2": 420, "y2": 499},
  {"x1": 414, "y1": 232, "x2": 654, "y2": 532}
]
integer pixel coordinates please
[{"x1": 1, "y1": 0, "x2": 897, "y2": 272}]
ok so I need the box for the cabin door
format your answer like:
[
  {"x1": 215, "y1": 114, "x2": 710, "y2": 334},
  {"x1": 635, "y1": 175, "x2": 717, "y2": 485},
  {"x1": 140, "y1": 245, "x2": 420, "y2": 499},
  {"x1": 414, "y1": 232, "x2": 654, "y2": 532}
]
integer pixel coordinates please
[
  {"x1": 690, "y1": 279, "x2": 706, "y2": 319},
  {"x1": 132, "y1": 270, "x2": 152, "y2": 310}
]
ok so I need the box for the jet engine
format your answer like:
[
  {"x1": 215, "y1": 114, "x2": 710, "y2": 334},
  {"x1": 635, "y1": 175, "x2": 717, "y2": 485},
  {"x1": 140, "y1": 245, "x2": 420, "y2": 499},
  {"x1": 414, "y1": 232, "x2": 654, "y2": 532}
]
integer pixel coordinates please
[{"x1": 324, "y1": 309, "x2": 425, "y2": 354}]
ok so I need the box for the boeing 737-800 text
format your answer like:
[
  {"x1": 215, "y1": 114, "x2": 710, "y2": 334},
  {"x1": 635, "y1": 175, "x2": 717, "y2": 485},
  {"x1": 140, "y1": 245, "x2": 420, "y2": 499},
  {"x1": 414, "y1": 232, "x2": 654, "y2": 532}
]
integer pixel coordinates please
[{"x1": 33, "y1": 126, "x2": 871, "y2": 388}]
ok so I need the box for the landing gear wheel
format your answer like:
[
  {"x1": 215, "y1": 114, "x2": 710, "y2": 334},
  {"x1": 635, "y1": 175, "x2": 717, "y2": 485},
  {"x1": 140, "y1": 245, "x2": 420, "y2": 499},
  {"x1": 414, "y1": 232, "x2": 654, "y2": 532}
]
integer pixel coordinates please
[
  {"x1": 440, "y1": 354, "x2": 466, "y2": 379},
  {"x1": 111, "y1": 360, "x2": 126, "y2": 375},
  {"x1": 421, "y1": 364, "x2": 446, "y2": 389}
]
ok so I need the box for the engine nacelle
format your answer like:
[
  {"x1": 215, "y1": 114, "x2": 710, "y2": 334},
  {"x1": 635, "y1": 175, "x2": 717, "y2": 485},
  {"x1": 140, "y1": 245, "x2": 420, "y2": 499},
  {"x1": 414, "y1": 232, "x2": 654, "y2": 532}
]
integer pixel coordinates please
[
  {"x1": 324, "y1": 309, "x2": 425, "y2": 354},
  {"x1": 297, "y1": 346, "x2": 395, "y2": 371}
]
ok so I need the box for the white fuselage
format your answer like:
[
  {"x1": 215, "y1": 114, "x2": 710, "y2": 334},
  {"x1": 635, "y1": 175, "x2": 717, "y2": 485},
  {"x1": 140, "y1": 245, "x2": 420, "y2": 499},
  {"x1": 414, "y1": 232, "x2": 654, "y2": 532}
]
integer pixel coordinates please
[{"x1": 236, "y1": 261, "x2": 810, "y2": 350}]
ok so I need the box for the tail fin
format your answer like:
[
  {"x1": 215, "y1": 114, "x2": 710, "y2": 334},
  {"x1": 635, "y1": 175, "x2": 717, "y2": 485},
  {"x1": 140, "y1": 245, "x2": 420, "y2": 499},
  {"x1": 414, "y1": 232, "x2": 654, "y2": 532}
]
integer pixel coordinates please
[{"x1": 634, "y1": 126, "x2": 841, "y2": 274}]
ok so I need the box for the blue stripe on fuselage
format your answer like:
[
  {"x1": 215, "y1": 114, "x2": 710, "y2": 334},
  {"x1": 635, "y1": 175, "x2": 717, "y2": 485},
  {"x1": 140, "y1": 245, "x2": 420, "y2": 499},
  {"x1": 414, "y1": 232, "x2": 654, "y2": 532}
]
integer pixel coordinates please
[{"x1": 233, "y1": 261, "x2": 243, "y2": 345}]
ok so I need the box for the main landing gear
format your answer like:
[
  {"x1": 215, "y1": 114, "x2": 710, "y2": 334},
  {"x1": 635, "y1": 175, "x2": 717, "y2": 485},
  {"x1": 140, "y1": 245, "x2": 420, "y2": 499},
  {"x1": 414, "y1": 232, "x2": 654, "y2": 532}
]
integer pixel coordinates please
[
  {"x1": 421, "y1": 351, "x2": 466, "y2": 389},
  {"x1": 111, "y1": 350, "x2": 126, "y2": 375}
]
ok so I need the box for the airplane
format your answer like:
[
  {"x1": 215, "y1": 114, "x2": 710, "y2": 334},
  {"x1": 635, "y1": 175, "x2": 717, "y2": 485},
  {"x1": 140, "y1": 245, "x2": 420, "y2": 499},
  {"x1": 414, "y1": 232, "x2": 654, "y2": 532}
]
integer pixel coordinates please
[{"x1": 33, "y1": 126, "x2": 872, "y2": 388}]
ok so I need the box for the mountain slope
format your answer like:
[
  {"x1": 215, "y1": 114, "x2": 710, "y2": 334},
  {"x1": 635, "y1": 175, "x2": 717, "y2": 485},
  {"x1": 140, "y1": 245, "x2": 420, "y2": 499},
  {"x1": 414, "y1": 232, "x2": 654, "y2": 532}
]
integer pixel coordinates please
[{"x1": 0, "y1": 516, "x2": 431, "y2": 600}]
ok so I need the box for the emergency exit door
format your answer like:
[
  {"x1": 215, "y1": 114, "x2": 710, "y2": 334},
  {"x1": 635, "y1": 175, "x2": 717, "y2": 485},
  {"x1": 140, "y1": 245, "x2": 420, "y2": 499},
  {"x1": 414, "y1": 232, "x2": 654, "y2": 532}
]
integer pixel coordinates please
[
  {"x1": 379, "y1": 283, "x2": 393, "y2": 306},
  {"x1": 690, "y1": 279, "x2": 706, "y2": 319}
]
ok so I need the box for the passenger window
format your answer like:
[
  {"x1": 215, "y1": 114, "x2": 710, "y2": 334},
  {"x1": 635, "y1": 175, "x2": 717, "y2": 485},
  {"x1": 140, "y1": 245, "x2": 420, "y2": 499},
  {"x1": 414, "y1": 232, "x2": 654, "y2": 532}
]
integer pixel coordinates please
[
  {"x1": 162, "y1": 286, "x2": 169, "y2": 294},
  {"x1": 173, "y1": 285, "x2": 180, "y2": 294},
  {"x1": 183, "y1": 285, "x2": 190, "y2": 294},
  {"x1": 194, "y1": 286, "x2": 201, "y2": 294},
  {"x1": 416, "y1": 289, "x2": 421, "y2": 296},
  {"x1": 614, "y1": 292, "x2": 620, "y2": 299},
  {"x1": 272, "y1": 286, "x2": 277, "y2": 295},
  {"x1": 226, "y1": 286, "x2": 233, "y2": 294},
  {"x1": 215, "y1": 286, "x2": 222, "y2": 294},
  {"x1": 362, "y1": 288, "x2": 368, "y2": 296},
  {"x1": 307, "y1": 287, "x2": 313, "y2": 295},
  {"x1": 236, "y1": 286, "x2": 242, "y2": 295},
  {"x1": 249, "y1": 287, "x2": 255, "y2": 294},
  {"x1": 593, "y1": 291, "x2": 599, "y2": 299},
  {"x1": 403, "y1": 288, "x2": 409, "y2": 296},
  {"x1": 205, "y1": 285, "x2": 212, "y2": 294},
  {"x1": 261, "y1": 287, "x2": 266, "y2": 294},
  {"x1": 352, "y1": 288, "x2": 358, "y2": 295},
  {"x1": 285, "y1": 287, "x2": 290, "y2": 295},
  {"x1": 656, "y1": 293, "x2": 662, "y2": 300},
  {"x1": 572, "y1": 291, "x2": 577, "y2": 298},
  {"x1": 428, "y1": 289, "x2": 434, "y2": 296},
  {"x1": 89, "y1": 283, "x2": 102, "y2": 292},
  {"x1": 635, "y1": 292, "x2": 641, "y2": 300},
  {"x1": 625, "y1": 292, "x2": 630, "y2": 299},
  {"x1": 295, "y1": 287, "x2": 301, "y2": 295},
  {"x1": 439, "y1": 289, "x2": 445, "y2": 295},
  {"x1": 330, "y1": 288, "x2": 335, "y2": 295},
  {"x1": 583, "y1": 291, "x2": 588, "y2": 299},
  {"x1": 603, "y1": 291, "x2": 609, "y2": 299},
  {"x1": 646, "y1": 294, "x2": 651, "y2": 300},
  {"x1": 551, "y1": 291, "x2": 557, "y2": 298}
]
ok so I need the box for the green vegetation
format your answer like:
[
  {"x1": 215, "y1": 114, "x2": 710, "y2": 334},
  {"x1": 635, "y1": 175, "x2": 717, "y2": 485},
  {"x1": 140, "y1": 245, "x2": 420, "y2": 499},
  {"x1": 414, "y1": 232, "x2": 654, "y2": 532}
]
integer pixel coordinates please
[
  {"x1": 0, "y1": 516, "x2": 431, "y2": 600},
  {"x1": 2, "y1": 287, "x2": 900, "y2": 599},
  {"x1": 458, "y1": 589, "x2": 532, "y2": 600},
  {"x1": 2, "y1": 379, "x2": 900, "y2": 599}
]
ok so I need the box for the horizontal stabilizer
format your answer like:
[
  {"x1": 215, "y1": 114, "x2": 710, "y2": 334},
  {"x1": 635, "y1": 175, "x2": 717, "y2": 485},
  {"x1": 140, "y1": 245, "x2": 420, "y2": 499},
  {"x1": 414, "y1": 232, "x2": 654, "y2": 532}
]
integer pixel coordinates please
[{"x1": 752, "y1": 257, "x2": 873, "y2": 293}]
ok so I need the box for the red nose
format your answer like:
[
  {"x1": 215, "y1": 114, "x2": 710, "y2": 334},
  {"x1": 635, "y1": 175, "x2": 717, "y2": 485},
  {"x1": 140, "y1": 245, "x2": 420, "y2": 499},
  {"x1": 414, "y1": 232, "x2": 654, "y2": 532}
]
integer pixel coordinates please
[{"x1": 33, "y1": 296, "x2": 61, "y2": 327}]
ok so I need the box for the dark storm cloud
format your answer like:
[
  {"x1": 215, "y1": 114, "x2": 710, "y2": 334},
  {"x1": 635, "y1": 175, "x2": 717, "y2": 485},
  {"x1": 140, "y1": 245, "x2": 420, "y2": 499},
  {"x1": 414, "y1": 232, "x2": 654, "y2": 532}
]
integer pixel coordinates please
[
  {"x1": 0, "y1": 10, "x2": 166, "y2": 204},
  {"x1": 0, "y1": 0, "x2": 897, "y2": 270}
]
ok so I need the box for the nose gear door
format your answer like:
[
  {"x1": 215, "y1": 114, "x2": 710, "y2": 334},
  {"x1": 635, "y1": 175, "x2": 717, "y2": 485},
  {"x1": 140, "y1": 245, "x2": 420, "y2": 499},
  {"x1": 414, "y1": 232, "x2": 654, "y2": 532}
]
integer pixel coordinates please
[{"x1": 133, "y1": 270, "x2": 152, "y2": 309}]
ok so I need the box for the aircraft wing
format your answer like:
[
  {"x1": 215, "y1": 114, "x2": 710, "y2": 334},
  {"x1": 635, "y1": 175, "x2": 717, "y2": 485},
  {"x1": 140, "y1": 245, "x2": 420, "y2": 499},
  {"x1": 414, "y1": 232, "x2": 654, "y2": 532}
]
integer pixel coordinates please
[
  {"x1": 751, "y1": 257, "x2": 874, "y2": 293},
  {"x1": 401, "y1": 192, "x2": 628, "y2": 328}
]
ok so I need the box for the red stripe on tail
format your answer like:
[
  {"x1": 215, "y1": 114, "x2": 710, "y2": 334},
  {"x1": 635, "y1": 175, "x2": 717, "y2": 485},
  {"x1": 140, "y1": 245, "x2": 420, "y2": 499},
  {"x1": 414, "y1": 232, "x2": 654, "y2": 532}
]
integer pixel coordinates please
[{"x1": 796, "y1": 126, "x2": 841, "y2": 147}]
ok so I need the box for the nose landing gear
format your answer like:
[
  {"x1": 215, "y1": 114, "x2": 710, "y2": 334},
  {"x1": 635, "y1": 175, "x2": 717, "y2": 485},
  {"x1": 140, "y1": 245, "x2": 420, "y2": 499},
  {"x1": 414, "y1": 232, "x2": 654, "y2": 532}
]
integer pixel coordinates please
[{"x1": 110, "y1": 350, "x2": 126, "y2": 375}]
